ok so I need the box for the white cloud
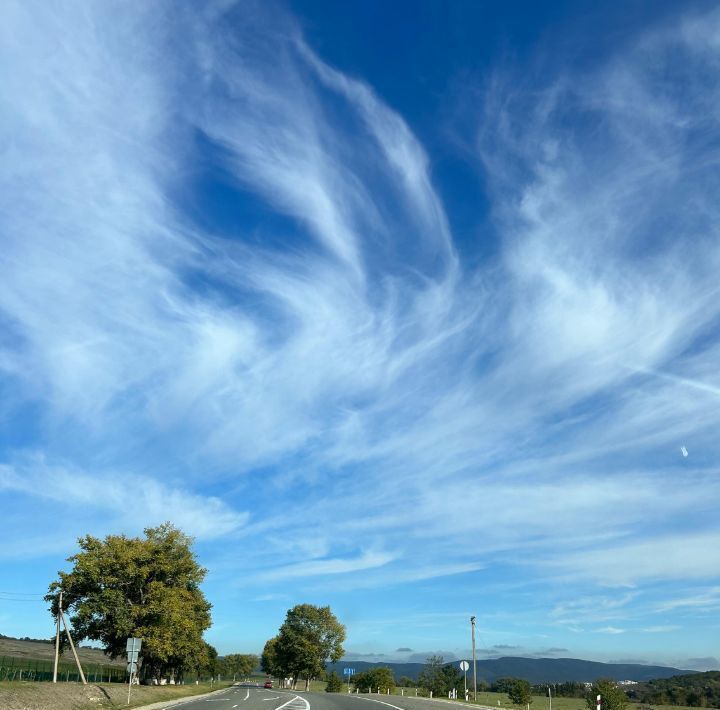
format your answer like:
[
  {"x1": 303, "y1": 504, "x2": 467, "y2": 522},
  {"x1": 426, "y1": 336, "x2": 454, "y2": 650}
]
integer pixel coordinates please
[
  {"x1": 0, "y1": 457, "x2": 247, "y2": 541},
  {"x1": 0, "y1": 0, "x2": 719, "y2": 632}
]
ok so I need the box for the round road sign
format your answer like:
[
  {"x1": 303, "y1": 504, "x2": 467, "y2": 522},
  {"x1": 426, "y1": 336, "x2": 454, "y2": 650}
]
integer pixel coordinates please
[{"x1": 460, "y1": 661, "x2": 469, "y2": 671}]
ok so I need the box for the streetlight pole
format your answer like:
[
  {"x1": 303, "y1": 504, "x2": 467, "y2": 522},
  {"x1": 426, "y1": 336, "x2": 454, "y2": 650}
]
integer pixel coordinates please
[{"x1": 471, "y1": 616, "x2": 477, "y2": 702}]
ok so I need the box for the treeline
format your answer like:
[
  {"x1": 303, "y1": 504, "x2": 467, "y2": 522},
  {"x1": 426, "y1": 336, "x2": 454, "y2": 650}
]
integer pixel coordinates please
[
  {"x1": 627, "y1": 671, "x2": 720, "y2": 708},
  {"x1": 347, "y1": 657, "x2": 466, "y2": 697}
]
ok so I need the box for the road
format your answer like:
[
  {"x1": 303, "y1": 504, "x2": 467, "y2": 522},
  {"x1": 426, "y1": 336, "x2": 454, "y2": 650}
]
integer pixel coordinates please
[{"x1": 162, "y1": 684, "x2": 482, "y2": 710}]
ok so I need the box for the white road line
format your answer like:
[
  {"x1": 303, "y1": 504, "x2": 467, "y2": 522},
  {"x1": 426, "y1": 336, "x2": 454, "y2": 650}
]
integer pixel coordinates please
[
  {"x1": 274, "y1": 694, "x2": 311, "y2": 710},
  {"x1": 346, "y1": 698, "x2": 405, "y2": 710}
]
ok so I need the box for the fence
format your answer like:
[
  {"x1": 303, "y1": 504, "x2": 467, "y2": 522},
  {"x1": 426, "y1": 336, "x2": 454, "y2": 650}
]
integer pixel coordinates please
[{"x1": 0, "y1": 655, "x2": 126, "y2": 683}]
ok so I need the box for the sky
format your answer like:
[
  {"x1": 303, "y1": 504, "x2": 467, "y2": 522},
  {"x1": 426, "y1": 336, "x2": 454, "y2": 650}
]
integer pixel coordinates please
[{"x1": 1, "y1": 0, "x2": 719, "y2": 673}]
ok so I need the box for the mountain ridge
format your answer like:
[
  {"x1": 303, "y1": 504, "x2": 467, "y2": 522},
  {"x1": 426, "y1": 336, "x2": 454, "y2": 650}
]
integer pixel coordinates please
[{"x1": 327, "y1": 656, "x2": 696, "y2": 684}]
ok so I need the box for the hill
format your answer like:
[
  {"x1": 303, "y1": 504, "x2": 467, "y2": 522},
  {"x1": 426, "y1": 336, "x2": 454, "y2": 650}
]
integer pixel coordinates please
[
  {"x1": 327, "y1": 657, "x2": 694, "y2": 684},
  {"x1": 0, "y1": 635, "x2": 123, "y2": 667}
]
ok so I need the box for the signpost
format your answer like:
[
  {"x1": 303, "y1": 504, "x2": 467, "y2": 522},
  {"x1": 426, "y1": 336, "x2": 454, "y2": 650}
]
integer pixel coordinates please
[
  {"x1": 126, "y1": 637, "x2": 142, "y2": 705},
  {"x1": 460, "y1": 661, "x2": 469, "y2": 700},
  {"x1": 343, "y1": 668, "x2": 355, "y2": 693}
]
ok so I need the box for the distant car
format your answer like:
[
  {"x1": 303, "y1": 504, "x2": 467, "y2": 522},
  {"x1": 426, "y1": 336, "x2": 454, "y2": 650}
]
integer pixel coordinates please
[{"x1": 264, "y1": 681, "x2": 273, "y2": 689}]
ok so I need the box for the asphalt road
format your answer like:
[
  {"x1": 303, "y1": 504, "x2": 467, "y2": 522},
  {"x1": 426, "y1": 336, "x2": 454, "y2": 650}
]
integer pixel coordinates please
[{"x1": 162, "y1": 685, "x2": 481, "y2": 710}]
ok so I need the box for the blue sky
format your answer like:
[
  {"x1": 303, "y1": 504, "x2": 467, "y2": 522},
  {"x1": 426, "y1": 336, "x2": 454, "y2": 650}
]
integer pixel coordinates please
[{"x1": 1, "y1": 0, "x2": 720, "y2": 673}]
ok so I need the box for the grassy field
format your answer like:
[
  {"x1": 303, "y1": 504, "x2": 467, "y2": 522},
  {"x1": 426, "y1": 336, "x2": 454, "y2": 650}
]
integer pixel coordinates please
[
  {"x1": 0, "y1": 679, "x2": 234, "y2": 710},
  {"x1": 0, "y1": 637, "x2": 123, "y2": 666}
]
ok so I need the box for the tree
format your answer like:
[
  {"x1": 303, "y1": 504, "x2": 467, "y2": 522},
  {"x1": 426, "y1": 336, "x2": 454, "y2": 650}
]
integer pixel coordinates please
[
  {"x1": 418, "y1": 656, "x2": 462, "y2": 696},
  {"x1": 353, "y1": 667, "x2": 396, "y2": 692},
  {"x1": 508, "y1": 679, "x2": 533, "y2": 707},
  {"x1": 262, "y1": 636, "x2": 285, "y2": 679},
  {"x1": 326, "y1": 670, "x2": 344, "y2": 692},
  {"x1": 225, "y1": 654, "x2": 259, "y2": 680},
  {"x1": 586, "y1": 680, "x2": 628, "y2": 710},
  {"x1": 271, "y1": 604, "x2": 345, "y2": 690},
  {"x1": 45, "y1": 523, "x2": 211, "y2": 682}
]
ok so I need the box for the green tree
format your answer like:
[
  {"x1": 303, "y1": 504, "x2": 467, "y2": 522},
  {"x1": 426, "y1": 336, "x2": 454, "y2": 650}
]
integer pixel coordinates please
[
  {"x1": 508, "y1": 679, "x2": 533, "y2": 707},
  {"x1": 353, "y1": 667, "x2": 396, "y2": 692},
  {"x1": 45, "y1": 523, "x2": 211, "y2": 682},
  {"x1": 326, "y1": 670, "x2": 344, "y2": 692},
  {"x1": 225, "y1": 653, "x2": 259, "y2": 680},
  {"x1": 271, "y1": 604, "x2": 345, "y2": 690},
  {"x1": 586, "y1": 680, "x2": 628, "y2": 710},
  {"x1": 418, "y1": 656, "x2": 462, "y2": 696},
  {"x1": 261, "y1": 636, "x2": 284, "y2": 679}
]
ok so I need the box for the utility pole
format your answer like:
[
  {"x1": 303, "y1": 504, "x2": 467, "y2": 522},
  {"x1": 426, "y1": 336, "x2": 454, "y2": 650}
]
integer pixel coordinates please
[
  {"x1": 60, "y1": 606, "x2": 87, "y2": 684},
  {"x1": 53, "y1": 591, "x2": 62, "y2": 683},
  {"x1": 471, "y1": 616, "x2": 477, "y2": 702}
]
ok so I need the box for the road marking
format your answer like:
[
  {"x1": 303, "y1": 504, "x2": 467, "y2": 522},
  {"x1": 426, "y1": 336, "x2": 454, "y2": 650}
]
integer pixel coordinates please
[
  {"x1": 348, "y1": 698, "x2": 404, "y2": 710},
  {"x1": 274, "y1": 694, "x2": 311, "y2": 710},
  {"x1": 263, "y1": 697, "x2": 281, "y2": 701}
]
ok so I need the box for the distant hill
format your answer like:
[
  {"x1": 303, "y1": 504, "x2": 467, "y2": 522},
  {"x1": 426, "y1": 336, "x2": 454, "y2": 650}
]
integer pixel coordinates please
[{"x1": 327, "y1": 657, "x2": 695, "y2": 684}]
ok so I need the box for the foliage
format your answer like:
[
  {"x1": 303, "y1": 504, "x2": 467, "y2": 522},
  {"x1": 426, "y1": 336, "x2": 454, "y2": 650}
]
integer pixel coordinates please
[
  {"x1": 45, "y1": 523, "x2": 212, "y2": 681},
  {"x1": 586, "y1": 679, "x2": 628, "y2": 710},
  {"x1": 628, "y1": 671, "x2": 720, "y2": 708},
  {"x1": 224, "y1": 654, "x2": 258, "y2": 679},
  {"x1": 326, "y1": 670, "x2": 344, "y2": 692},
  {"x1": 353, "y1": 667, "x2": 396, "y2": 692},
  {"x1": 508, "y1": 678, "x2": 533, "y2": 707},
  {"x1": 494, "y1": 678, "x2": 521, "y2": 693},
  {"x1": 417, "y1": 656, "x2": 462, "y2": 696},
  {"x1": 398, "y1": 675, "x2": 416, "y2": 688},
  {"x1": 261, "y1": 636, "x2": 283, "y2": 678},
  {"x1": 267, "y1": 604, "x2": 345, "y2": 687}
]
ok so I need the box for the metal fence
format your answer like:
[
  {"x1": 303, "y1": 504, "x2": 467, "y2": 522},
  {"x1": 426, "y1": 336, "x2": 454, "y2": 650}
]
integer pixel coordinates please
[{"x1": 0, "y1": 655, "x2": 126, "y2": 683}]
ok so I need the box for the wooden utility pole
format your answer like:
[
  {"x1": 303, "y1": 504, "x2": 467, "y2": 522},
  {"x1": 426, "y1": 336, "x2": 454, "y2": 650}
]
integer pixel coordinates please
[
  {"x1": 471, "y1": 615, "x2": 477, "y2": 702},
  {"x1": 60, "y1": 611, "x2": 87, "y2": 684},
  {"x1": 53, "y1": 591, "x2": 62, "y2": 683},
  {"x1": 53, "y1": 593, "x2": 87, "y2": 685}
]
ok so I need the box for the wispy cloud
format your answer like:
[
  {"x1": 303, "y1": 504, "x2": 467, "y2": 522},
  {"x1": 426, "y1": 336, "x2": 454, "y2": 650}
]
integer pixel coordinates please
[{"x1": 1, "y1": 0, "x2": 720, "y2": 658}]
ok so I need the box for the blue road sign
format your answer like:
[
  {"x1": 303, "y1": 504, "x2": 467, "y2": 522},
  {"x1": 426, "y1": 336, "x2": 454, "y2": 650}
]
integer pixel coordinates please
[{"x1": 343, "y1": 668, "x2": 355, "y2": 676}]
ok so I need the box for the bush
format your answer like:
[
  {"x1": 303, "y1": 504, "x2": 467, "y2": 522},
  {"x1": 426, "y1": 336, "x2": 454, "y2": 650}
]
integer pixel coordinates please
[{"x1": 325, "y1": 671, "x2": 343, "y2": 692}]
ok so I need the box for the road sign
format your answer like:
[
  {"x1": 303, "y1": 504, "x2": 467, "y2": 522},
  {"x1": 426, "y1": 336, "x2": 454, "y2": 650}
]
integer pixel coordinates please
[
  {"x1": 460, "y1": 661, "x2": 469, "y2": 671},
  {"x1": 127, "y1": 650, "x2": 139, "y2": 662},
  {"x1": 126, "y1": 637, "x2": 142, "y2": 654},
  {"x1": 343, "y1": 668, "x2": 355, "y2": 676},
  {"x1": 127, "y1": 662, "x2": 137, "y2": 674}
]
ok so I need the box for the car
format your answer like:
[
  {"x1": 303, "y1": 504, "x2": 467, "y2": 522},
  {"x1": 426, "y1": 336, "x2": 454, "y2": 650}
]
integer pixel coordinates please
[{"x1": 264, "y1": 681, "x2": 273, "y2": 689}]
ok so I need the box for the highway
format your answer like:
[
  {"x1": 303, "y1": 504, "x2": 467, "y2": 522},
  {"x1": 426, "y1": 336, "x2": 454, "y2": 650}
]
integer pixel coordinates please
[{"x1": 162, "y1": 684, "x2": 482, "y2": 710}]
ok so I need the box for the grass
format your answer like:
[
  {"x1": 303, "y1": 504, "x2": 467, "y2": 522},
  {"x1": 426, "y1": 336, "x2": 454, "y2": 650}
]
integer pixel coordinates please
[
  {"x1": 0, "y1": 679, "x2": 234, "y2": 710},
  {"x1": 0, "y1": 637, "x2": 123, "y2": 667}
]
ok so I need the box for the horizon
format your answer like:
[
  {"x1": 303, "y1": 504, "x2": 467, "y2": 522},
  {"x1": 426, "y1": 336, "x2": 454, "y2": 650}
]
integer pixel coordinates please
[{"x1": 1, "y1": 0, "x2": 719, "y2": 674}]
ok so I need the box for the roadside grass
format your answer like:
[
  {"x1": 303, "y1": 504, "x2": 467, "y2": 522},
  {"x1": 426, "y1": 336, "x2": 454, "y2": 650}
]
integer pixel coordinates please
[{"x1": 0, "y1": 679, "x2": 234, "y2": 710}]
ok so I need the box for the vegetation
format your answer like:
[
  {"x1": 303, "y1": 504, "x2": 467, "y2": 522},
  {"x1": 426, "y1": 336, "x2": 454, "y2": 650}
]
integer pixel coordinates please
[
  {"x1": 223, "y1": 653, "x2": 258, "y2": 680},
  {"x1": 325, "y1": 670, "x2": 344, "y2": 692},
  {"x1": 263, "y1": 604, "x2": 345, "y2": 690},
  {"x1": 353, "y1": 666, "x2": 396, "y2": 692},
  {"x1": 628, "y1": 671, "x2": 720, "y2": 708},
  {"x1": 418, "y1": 655, "x2": 463, "y2": 696},
  {"x1": 45, "y1": 523, "x2": 212, "y2": 683},
  {"x1": 586, "y1": 680, "x2": 628, "y2": 710},
  {"x1": 509, "y1": 679, "x2": 533, "y2": 707}
]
